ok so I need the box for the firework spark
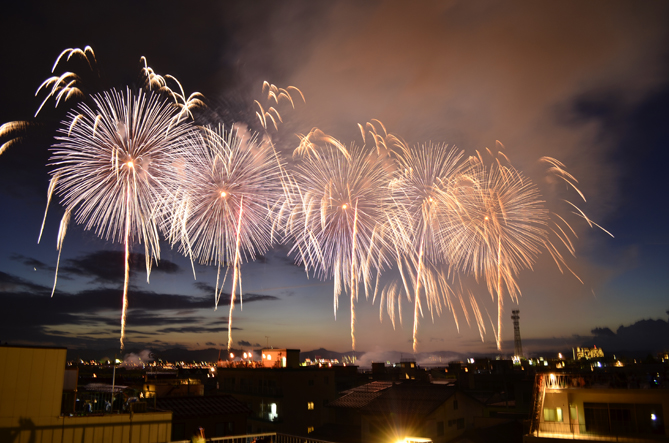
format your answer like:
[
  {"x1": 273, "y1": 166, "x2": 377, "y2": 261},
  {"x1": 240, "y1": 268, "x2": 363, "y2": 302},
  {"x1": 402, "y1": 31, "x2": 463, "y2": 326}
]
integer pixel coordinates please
[
  {"x1": 48, "y1": 88, "x2": 202, "y2": 349},
  {"x1": 35, "y1": 46, "x2": 99, "y2": 117}
]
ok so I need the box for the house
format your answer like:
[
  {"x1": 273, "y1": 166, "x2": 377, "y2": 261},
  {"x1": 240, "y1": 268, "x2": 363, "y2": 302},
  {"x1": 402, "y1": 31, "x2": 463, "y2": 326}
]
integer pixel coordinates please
[
  {"x1": 311, "y1": 381, "x2": 395, "y2": 443},
  {"x1": 315, "y1": 380, "x2": 483, "y2": 443}
]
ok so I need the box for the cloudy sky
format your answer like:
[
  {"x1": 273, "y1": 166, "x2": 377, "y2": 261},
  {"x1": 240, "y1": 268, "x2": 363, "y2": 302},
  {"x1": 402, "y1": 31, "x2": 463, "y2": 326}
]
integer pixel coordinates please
[{"x1": 1, "y1": 0, "x2": 668, "y2": 357}]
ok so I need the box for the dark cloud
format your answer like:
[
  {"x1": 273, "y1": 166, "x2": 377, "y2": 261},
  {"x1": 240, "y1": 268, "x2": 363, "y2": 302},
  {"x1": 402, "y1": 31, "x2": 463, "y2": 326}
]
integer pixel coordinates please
[
  {"x1": 0, "y1": 269, "x2": 276, "y2": 347},
  {"x1": 194, "y1": 282, "x2": 215, "y2": 294},
  {"x1": 205, "y1": 342, "x2": 216, "y2": 346},
  {"x1": 156, "y1": 326, "x2": 238, "y2": 334},
  {"x1": 237, "y1": 340, "x2": 262, "y2": 347},
  {"x1": 591, "y1": 327, "x2": 616, "y2": 337},
  {"x1": 60, "y1": 251, "x2": 181, "y2": 284},
  {"x1": 10, "y1": 254, "x2": 54, "y2": 272},
  {"x1": 583, "y1": 319, "x2": 669, "y2": 353},
  {"x1": 0, "y1": 270, "x2": 51, "y2": 293}
]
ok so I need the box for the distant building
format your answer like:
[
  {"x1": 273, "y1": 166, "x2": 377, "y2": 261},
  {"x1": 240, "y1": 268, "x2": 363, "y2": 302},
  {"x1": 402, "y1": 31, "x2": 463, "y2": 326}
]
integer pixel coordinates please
[
  {"x1": 573, "y1": 346, "x2": 604, "y2": 360},
  {"x1": 143, "y1": 377, "x2": 205, "y2": 399},
  {"x1": 259, "y1": 349, "x2": 300, "y2": 368},
  {"x1": 0, "y1": 344, "x2": 171, "y2": 443}
]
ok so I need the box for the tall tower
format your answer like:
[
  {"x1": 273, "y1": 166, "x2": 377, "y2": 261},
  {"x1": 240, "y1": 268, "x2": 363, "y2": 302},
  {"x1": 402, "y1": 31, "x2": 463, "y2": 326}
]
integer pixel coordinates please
[{"x1": 511, "y1": 310, "x2": 523, "y2": 358}]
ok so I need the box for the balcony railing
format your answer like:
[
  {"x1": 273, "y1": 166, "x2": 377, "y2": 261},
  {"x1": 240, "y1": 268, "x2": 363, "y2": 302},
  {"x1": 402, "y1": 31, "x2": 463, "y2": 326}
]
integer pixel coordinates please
[
  {"x1": 534, "y1": 422, "x2": 666, "y2": 441},
  {"x1": 61, "y1": 390, "x2": 147, "y2": 416},
  {"x1": 542, "y1": 373, "x2": 666, "y2": 391},
  {"x1": 170, "y1": 432, "x2": 338, "y2": 443}
]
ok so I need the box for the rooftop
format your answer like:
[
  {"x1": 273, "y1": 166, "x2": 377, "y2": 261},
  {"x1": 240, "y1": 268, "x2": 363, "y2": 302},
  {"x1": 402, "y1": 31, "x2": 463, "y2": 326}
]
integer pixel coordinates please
[{"x1": 156, "y1": 395, "x2": 252, "y2": 419}]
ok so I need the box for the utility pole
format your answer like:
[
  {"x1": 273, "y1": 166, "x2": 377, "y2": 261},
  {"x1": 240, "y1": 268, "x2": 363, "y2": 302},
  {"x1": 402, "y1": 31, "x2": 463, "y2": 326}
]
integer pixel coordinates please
[{"x1": 111, "y1": 353, "x2": 117, "y2": 413}]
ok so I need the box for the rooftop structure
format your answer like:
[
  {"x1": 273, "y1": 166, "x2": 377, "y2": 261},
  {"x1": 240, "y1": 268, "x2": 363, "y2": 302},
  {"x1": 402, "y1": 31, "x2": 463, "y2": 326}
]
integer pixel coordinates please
[
  {"x1": 0, "y1": 344, "x2": 171, "y2": 443},
  {"x1": 573, "y1": 347, "x2": 604, "y2": 360},
  {"x1": 512, "y1": 310, "x2": 523, "y2": 358}
]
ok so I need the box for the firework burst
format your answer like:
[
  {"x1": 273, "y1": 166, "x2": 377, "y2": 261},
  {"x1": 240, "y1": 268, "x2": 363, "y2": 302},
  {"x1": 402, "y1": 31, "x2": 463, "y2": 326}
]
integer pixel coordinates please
[
  {"x1": 442, "y1": 153, "x2": 550, "y2": 350},
  {"x1": 287, "y1": 141, "x2": 393, "y2": 350},
  {"x1": 387, "y1": 141, "x2": 466, "y2": 351},
  {"x1": 49, "y1": 87, "x2": 203, "y2": 349},
  {"x1": 164, "y1": 124, "x2": 286, "y2": 351}
]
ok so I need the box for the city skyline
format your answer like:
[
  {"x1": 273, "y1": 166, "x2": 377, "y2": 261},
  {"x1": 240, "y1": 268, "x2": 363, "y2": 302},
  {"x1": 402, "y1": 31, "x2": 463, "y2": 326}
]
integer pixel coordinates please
[{"x1": 1, "y1": 1, "x2": 668, "y2": 357}]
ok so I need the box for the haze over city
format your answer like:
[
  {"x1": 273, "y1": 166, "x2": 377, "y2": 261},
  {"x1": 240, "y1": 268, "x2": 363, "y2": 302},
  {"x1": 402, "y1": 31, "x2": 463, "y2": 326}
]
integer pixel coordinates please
[{"x1": 1, "y1": 0, "x2": 668, "y2": 360}]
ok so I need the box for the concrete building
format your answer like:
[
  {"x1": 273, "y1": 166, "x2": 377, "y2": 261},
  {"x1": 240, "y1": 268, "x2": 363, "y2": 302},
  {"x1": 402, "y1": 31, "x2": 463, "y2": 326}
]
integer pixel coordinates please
[
  {"x1": 155, "y1": 395, "x2": 250, "y2": 441},
  {"x1": 525, "y1": 372, "x2": 668, "y2": 443},
  {"x1": 217, "y1": 363, "x2": 337, "y2": 436},
  {"x1": 0, "y1": 345, "x2": 171, "y2": 443}
]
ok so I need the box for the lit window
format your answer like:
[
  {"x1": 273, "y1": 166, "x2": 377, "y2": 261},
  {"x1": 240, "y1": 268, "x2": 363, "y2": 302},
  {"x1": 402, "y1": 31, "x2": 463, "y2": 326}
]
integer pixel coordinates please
[
  {"x1": 307, "y1": 402, "x2": 314, "y2": 410},
  {"x1": 543, "y1": 408, "x2": 562, "y2": 422},
  {"x1": 307, "y1": 427, "x2": 314, "y2": 433}
]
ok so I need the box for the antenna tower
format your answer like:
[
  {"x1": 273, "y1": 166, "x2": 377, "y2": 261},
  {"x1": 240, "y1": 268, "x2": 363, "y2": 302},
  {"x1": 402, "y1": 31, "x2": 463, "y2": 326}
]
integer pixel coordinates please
[{"x1": 511, "y1": 310, "x2": 523, "y2": 358}]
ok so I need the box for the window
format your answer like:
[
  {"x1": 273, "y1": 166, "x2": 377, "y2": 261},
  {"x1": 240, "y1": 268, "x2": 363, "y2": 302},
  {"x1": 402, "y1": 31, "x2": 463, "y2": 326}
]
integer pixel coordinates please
[
  {"x1": 307, "y1": 402, "x2": 314, "y2": 410},
  {"x1": 324, "y1": 376, "x2": 329, "y2": 384},
  {"x1": 268, "y1": 403, "x2": 278, "y2": 421},
  {"x1": 307, "y1": 427, "x2": 314, "y2": 433},
  {"x1": 215, "y1": 422, "x2": 233, "y2": 437},
  {"x1": 308, "y1": 379, "x2": 314, "y2": 386},
  {"x1": 449, "y1": 418, "x2": 464, "y2": 429},
  {"x1": 437, "y1": 421, "x2": 444, "y2": 436},
  {"x1": 453, "y1": 399, "x2": 458, "y2": 410},
  {"x1": 543, "y1": 408, "x2": 563, "y2": 422}
]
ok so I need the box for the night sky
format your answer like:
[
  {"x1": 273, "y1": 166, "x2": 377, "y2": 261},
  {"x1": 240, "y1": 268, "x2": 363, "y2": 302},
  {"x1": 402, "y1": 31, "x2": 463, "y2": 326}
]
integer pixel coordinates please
[{"x1": 1, "y1": 1, "x2": 668, "y2": 359}]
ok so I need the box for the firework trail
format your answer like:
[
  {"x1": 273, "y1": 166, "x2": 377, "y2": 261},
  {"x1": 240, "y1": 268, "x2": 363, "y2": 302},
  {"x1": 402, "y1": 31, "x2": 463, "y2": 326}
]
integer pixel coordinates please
[
  {"x1": 48, "y1": 88, "x2": 203, "y2": 349},
  {"x1": 164, "y1": 124, "x2": 285, "y2": 351},
  {"x1": 287, "y1": 141, "x2": 392, "y2": 350}
]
